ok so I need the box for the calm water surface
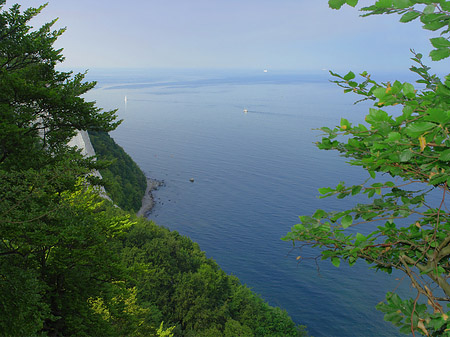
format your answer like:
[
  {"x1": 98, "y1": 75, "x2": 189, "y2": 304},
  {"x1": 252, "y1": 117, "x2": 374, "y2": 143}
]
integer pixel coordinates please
[{"x1": 85, "y1": 69, "x2": 413, "y2": 337}]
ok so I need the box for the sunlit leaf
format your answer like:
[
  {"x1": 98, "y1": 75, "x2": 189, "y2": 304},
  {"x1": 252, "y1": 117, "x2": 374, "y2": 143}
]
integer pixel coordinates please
[
  {"x1": 423, "y1": 4, "x2": 435, "y2": 15},
  {"x1": 402, "y1": 82, "x2": 415, "y2": 97},
  {"x1": 329, "y1": 0, "x2": 346, "y2": 9},
  {"x1": 405, "y1": 122, "x2": 435, "y2": 137},
  {"x1": 318, "y1": 187, "x2": 334, "y2": 195},
  {"x1": 430, "y1": 47, "x2": 450, "y2": 61},
  {"x1": 375, "y1": 0, "x2": 392, "y2": 8},
  {"x1": 439, "y1": 149, "x2": 450, "y2": 161},
  {"x1": 430, "y1": 37, "x2": 450, "y2": 49},
  {"x1": 400, "y1": 11, "x2": 421, "y2": 23},
  {"x1": 343, "y1": 71, "x2": 356, "y2": 80},
  {"x1": 341, "y1": 215, "x2": 353, "y2": 228},
  {"x1": 393, "y1": 0, "x2": 411, "y2": 9},
  {"x1": 331, "y1": 257, "x2": 340, "y2": 267}
]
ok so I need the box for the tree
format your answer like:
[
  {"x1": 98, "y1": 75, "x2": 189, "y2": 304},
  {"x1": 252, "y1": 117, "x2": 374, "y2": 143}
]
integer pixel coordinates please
[
  {"x1": 0, "y1": 2, "x2": 307, "y2": 336},
  {"x1": 0, "y1": 1, "x2": 120, "y2": 168},
  {"x1": 0, "y1": 2, "x2": 127, "y2": 335},
  {"x1": 284, "y1": 1, "x2": 450, "y2": 336},
  {"x1": 121, "y1": 218, "x2": 306, "y2": 337},
  {"x1": 88, "y1": 130, "x2": 147, "y2": 212}
]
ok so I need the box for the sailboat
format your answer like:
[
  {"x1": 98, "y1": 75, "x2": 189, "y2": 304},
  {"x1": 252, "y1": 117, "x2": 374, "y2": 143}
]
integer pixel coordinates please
[{"x1": 124, "y1": 95, "x2": 128, "y2": 103}]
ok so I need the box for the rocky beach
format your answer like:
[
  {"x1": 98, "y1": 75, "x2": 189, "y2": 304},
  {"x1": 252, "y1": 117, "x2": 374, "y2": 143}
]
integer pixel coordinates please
[{"x1": 137, "y1": 178, "x2": 164, "y2": 217}]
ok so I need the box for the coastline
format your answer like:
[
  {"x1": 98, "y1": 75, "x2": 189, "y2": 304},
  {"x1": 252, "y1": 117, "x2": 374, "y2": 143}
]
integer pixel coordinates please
[{"x1": 137, "y1": 178, "x2": 163, "y2": 217}]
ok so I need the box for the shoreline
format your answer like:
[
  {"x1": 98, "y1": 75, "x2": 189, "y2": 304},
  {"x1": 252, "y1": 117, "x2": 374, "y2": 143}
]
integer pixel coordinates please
[{"x1": 137, "y1": 178, "x2": 164, "y2": 217}]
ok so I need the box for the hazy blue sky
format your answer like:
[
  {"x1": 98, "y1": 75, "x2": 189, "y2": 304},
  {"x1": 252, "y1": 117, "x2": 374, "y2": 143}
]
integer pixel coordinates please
[{"x1": 6, "y1": 0, "x2": 445, "y2": 73}]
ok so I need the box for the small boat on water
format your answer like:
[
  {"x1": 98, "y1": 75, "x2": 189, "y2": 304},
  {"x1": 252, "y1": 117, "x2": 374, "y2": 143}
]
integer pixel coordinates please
[{"x1": 243, "y1": 109, "x2": 248, "y2": 113}]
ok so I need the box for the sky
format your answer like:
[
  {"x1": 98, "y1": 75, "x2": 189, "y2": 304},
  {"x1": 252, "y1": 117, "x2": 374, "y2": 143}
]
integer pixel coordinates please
[{"x1": 4, "y1": 0, "x2": 446, "y2": 74}]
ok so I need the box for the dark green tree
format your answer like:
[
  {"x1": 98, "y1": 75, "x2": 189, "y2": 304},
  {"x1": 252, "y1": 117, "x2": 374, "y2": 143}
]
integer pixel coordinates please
[
  {"x1": 285, "y1": 1, "x2": 450, "y2": 335},
  {"x1": 0, "y1": 1, "x2": 119, "y2": 168},
  {"x1": 121, "y1": 218, "x2": 306, "y2": 337},
  {"x1": 0, "y1": 2, "x2": 308, "y2": 336},
  {"x1": 0, "y1": 2, "x2": 126, "y2": 335}
]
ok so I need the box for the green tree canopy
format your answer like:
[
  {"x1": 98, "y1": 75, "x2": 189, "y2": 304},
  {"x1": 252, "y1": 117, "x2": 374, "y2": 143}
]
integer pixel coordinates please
[
  {"x1": 0, "y1": 2, "x2": 125, "y2": 335},
  {"x1": 285, "y1": 1, "x2": 450, "y2": 336},
  {"x1": 0, "y1": 2, "x2": 308, "y2": 336}
]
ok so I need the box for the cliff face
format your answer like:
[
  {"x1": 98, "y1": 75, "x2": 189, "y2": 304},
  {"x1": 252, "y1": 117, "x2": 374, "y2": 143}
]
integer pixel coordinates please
[
  {"x1": 68, "y1": 130, "x2": 148, "y2": 213},
  {"x1": 68, "y1": 130, "x2": 110, "y2": 200},
  {"x1": 67, "y1": 131, "x2": 95, "y2": 157}
]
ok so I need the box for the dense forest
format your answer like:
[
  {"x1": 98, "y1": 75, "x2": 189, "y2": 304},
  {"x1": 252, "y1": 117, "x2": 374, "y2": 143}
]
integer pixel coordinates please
[
  {"x1": 91, "y1": 132, "x2": 307, "y2": 336},
  {"x1": 88, "y1": 130, "x2": 147, "y2": 212},
  {"x1": 0, "y1": 2, "x2": 307, "y2": 336}
]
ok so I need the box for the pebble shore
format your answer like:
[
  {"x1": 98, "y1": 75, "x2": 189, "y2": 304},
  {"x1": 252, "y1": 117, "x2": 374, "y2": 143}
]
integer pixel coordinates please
[{"x1": 137, "y1": 178, "x2": 164, "y2": 217}]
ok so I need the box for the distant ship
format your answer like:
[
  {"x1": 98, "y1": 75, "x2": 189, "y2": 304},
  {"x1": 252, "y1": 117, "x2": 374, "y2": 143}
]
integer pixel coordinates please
[
  {"x1": 263, "y1": 69, "x2": 268, "y2": 73},
  {"x1": 124, "y1": 96, "x2": 128, "y2": 103},
  {"x1": 243, "y1": 109, "x2": 248, "y2": 113}
]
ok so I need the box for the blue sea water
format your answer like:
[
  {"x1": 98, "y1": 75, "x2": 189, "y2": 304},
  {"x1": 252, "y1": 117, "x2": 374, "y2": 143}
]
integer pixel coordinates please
[{"x1": 85, "y1": 69, "x2": 415, "y2": 337}]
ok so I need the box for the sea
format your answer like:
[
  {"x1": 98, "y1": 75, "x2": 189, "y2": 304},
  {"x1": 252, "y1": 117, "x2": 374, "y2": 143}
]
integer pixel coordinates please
[{"x1": 83, "y1": 68, "x2": 417, "y2": 337}]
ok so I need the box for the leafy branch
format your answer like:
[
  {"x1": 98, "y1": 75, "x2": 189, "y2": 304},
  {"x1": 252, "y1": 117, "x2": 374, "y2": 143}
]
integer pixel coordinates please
[{"x1": 285, "y1": 1, "x2": 450, "y2": 335}]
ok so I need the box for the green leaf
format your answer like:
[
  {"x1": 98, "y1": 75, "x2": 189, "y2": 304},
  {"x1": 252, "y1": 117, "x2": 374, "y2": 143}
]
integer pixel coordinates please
[
  {"x1": 430, "y1": 47, "x2": 450, "y2": 61},
  {"x1": 341, "y1": 215, "x2": 353, "y2": 228},
  {"x1": 375, "y1": 0, "x2": 392, "y2": 8},
  {"x1": 355, "y1": 232, "x2": 366, "y2": 243},
  {"x1": 386, "y1": 132, "x2": 401, "y2": 142},
  {"x1": 399, "y1": 149, "x2": 413, "y2": 162},
  {"x1": 329, "y1": 0, "x2": 346, "y2": 9},
  {"x1": 299, "y1": 215, "x2": 314, "y2": 224},
  {"x1": 331, "y1": 257, "x2": 341, "y2": 267},
  {"x1": 367, "y1": 108, "x2": 389, "y2": 122},
  {"x1": 402, "y1": 82, "x2": 415, "y2": 97},
  {"x1": 293, "y1": 223, "x2": 305, "y2": 231},
  {"x1": 318, "y1": 187, "x2": 334, "y2": 195},
  {"x1": 399, "y1": 325, "x2": 413, "y2": 334},
  {"x1": 351, "y1": 185, "x2": 362, "y2": 195},
  {"x1": 373, "y1": 87, "x2": 386, "y2": 99},
  {"x1": 422, "y1": 15, "x2": 447, "y2": 31},
  {"x1": 430, "y1": 37, "x2": 450, "y2": 48},
  {"x1": 313, "y1": 209, "x2": 327, "y2": 219},
  {"x1": 346, "y1": 0, "x2": 358, "y2": 7},
  {"x1": 393, "y1": 0, "x2": 411, "y2": 9},
  {"x1": 430, "y1": 173, "x2": 447, "y2": 185},
  {"x1": 384, "y1": 311, "x2": 403, "y2": 324},
  {"x1": 405, "y1": 122, "x2": 436, "y2": 137},
  {"x1": 423, "y1": 4, "x2": 435, "y2": 15},
  {"x1": 343, "y1": 71, "x2": 356, "y2": 80},
  {"x1": 439, "y1": 149, "x2": 450, "y2": 161},
  {"x1": 425, "y1": 108, "x2": 450, "y2": 124},
  {"x1": 400, "y1": 11, "x2": 421, "y2": 23},
  {"x1": 340, "y1": 117, "x2": 351, "y2": 128}
]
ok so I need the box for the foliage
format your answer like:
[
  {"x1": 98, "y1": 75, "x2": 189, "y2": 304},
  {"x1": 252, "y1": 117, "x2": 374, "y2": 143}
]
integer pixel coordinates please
[
  {"x1": 156, "y1": 322, "x2": 176, "y2": 337},
  {"x1": 121, "y1": 217, "x2": 307, "y2": 337},
  {"x1": 88, "y1": 130, "x2": 147, "y2": 212},
  {"x1": 284, "y1": 1, "x2": 450, "y2": 336},
  {"x1": 0, "y1": 2, "x2": 309, "y2": 336},
  {"x1": 0, "y1": 2, "x2": 126, "y2": 335},
  {"x1": 0, "y1": 2, "x2": 120, "y2": 169}
]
